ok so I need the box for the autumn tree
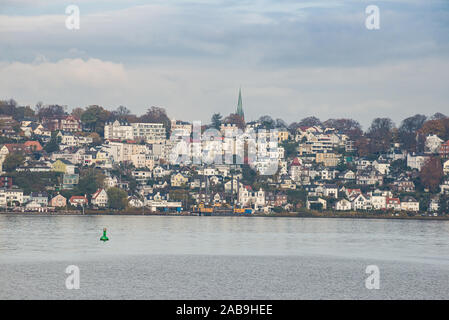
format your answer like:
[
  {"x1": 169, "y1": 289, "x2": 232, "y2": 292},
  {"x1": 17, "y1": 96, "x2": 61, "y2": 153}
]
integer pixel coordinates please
[
  {"x1": 88, "y1": 132, "x2": 102, "y2": 145},
  {"x1": 298, "y1": 116, "x2": 321, "y2": 127},
  {"x1": 224, "y1": 113, "x2": 245, "y2": 130},
  {"x1": 430, "y1": 112, "x2": 447, "y2": 120},
  {"x1": 419, "y1": 118, "x2": 449, "y2": 141},
  {"x1": 323, "y1": 118, "x2": 363, "y2": 139},
  {"x1": 420, "y1": 157, "x2": 443, "y2": 192},
  {"x1": 354, "y1": 136, "x2": 371, "y2": 157}
]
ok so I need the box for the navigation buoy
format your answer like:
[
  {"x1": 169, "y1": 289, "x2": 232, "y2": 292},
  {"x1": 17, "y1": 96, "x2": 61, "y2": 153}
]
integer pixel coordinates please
[{"x1": 100, "y1": 228, "x2": 109, "y2": 242}]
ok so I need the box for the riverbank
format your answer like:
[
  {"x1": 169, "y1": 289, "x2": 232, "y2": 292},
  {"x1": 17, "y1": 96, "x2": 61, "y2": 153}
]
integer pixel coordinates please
[{"x1": 1, "y1": 209, "x2": 448, "y2": 220}]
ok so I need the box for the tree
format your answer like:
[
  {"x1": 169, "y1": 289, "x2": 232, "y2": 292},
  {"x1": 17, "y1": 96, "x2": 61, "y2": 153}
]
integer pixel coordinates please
[
  {"x1": 37, "y1": 104, "x2": 66, "y2": 121},
  {"x1": 366, "y1": 117, "x2": 395, "y2": 154},
  {"x1": 211, "y1": 113, "x2": 222, "y2": 130},
  {"x1": 7, "y1": 172, "x2": 61, "y2": 194},
  {"x1": 80, "y1": 105, "x2": 112, "y2": 135},
  {"x1": 139, "y1": 106, "x2": 171, "y2": 136},
  {"x1": 0, "y1": 99, "x2": 36, "y2": 121},
  {"x1": 354, "y1": 136, "x2": 371, "y2": 157},
  {"x1": 281, "y1": 140, "x2": 298, "y2": 159},
  {"x1": 71, "y1": 107, "x2": 85, "y2": 120},
  {"x1": 288, "y1": 122, "x2": 301, "y2": 133},
  {"x1": 398, "y1": 114, "x2": 427, "y2": 151},
  {"x1": 258, "y1": 115, "x2": 275, "y2": 129},
  {"x1": 298, "y1": 116, "x2": 321, "y2": 127},
  {"x1": 75, "y1": 168, "x2": 105, "y2": 197},
  {"x1": 420, "y1": 157, "x2": 443, "y2": 192},
  {"x1": 88, "y1": 132, "x2": 102, "y2": 145},
  {"x1": 224, "y1": 113, "x2": 245, "y2": 130},
  {"x1": 44, "y1": 133, "x2": 61, "y2": 153},
  {"x1": 439, "y1": 195, "x2": 449, "y2": 215},
  {"x1": 275, "y1": 118, "x2": 288, "y2": 129},
  {"x1": 419, "y1": 118, "x2": 449, "y2": 141},
  {"x1": 107, "y1": 187, "x2": 128, "y2": 210},
  {"x1": 286, "y1": 189, "x2": 307, "y2": 208},
  {"x1": 430, "y1": 112, "x2": 447, "y2": 120},
  {"x1": 3, "y1": 153, "x2": 24, "y2": 172},
  {"x1": 169, "y1": 189, "x2": 193, "y2": 208},
  {"x1": 323, "y1": 118, "x2": 363, "y2": 139},
  {"x1": 0, "y1": 99, "x2": 17, "y2": 116},
  {"x1": 35, "y1": 101, "x2": 43, "y2": 114},
  {"x1": 14, "y1": 106, "x2": 36, "y2": 120},
  {"x1": 113, "y1": 105, "x2": 131, "y2": 121},
  {"x1": 241, "y1": 164, "x2": 257, "y2": 185}
]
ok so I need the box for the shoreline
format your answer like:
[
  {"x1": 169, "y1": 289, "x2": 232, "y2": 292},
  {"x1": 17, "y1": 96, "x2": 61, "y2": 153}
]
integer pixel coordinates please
[{"x1": 1, "y1": 210, "x2": 448, "y2": 221}]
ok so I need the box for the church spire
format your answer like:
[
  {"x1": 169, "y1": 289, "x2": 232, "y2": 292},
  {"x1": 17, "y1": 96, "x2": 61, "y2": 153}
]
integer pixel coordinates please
[{"x1": 236, "y1": 88, "x2": 244, "y2": 120}]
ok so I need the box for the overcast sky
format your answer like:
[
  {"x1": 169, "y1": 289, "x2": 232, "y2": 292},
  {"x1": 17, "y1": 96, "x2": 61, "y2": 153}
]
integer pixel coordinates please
[{"x1": 0, "y1": 0, "x2": 448, "y2": 129}]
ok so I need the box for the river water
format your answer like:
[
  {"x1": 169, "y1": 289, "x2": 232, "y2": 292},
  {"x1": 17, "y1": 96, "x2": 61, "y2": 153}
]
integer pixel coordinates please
[{"x1": 0, "y1": 215, "x2": 448, "y2": 299}]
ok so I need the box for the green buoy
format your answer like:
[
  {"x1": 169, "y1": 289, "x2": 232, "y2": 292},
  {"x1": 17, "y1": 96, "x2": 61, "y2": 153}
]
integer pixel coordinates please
[{"x1": 100, "y1": 228, "x2": 109, "y2": 242}]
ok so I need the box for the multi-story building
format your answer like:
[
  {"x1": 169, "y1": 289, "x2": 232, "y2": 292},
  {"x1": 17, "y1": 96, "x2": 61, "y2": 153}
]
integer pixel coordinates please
[
  {"x1": 104, "y1": 120, "x2": 134, "y2": 140},
  {"x1": 407, "y1": 153, "x2": 430, "y2": 171},
  {"x1": 104, "y1": 120, "x2": 166, "y2": 143},
  {"x1": 0, "y1": 188, "x2": 24, "y2": 206},
  {"x1": 60, "y1": 116, "x2": 81, "y2": 132},
  {"x1": 132, "y1": 123, "x2": 166, "y2": 143},
  {"x1": 104, "y1": 141, "x2": 148, "y2": 163},
  {"x1": 171, "y1": 119, "x2": 192, "y2": 137}
]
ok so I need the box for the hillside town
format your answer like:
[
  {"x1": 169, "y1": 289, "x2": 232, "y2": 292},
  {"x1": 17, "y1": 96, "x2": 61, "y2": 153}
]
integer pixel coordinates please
[{"x1": 1, "y1": 91, "x2": 449, "y2": 216}]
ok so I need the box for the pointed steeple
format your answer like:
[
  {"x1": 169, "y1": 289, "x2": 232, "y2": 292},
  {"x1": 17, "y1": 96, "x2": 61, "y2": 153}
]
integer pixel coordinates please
[{"x1": 236, "y1": 88, "x2": 244, "y2": 120}]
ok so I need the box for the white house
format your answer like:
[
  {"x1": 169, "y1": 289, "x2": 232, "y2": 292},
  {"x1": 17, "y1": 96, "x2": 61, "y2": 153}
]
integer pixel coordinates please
[
  {"x1": 370, "y1": 194, "x2": 387, "y2": 210},
  {"x1": 238, "y1": 187, "x2": 266, "y2": 210},
  {"x1": 407, "y1": 153, "x2": 430, "y2": 171},
  {"x1": 335, "y1": 199, "x2": 351, "y2": 211},
  {"x1": 400, "y1": 196, "x2": 419, "y2": 212},
  {"x1": 373, "y1": 160, "x2": 390, "y2": 175},
  {"x1": 351, "y1": 194, "x2": 372, "y2": 211},
  {"x1": 323, "y1": 184, "x2": 338, "y2": 199},
  {"x1": 425, "y1": 134, "x2": 443, "y2": 153},
  {"x1": 128, "y1": 196, "x2": 144, "y2": 208},
  {"x1": 91, "y1": 189, "x2": 108, "y2": 208}
]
